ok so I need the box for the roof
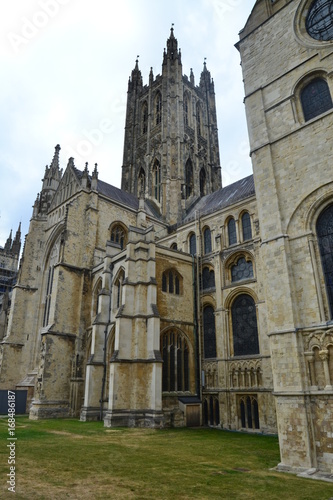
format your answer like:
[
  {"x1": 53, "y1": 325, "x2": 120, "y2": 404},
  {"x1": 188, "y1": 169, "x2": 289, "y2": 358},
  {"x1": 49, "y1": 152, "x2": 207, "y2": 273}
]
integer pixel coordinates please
[{"x1": 183, "y1": 174, "x2": 255, "y2": 223}]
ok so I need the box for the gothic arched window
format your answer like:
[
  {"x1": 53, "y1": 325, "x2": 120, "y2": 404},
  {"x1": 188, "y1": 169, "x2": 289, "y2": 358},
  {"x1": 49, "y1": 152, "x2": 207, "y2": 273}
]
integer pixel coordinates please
[
  {"x1": 142, "y1": 101, "x2": 148, "y2": 134},
  {"x1": 155, "y1": 92, "x2": 162, "y2": 125},
  {"x1": 306, "y1": 0, "x2": 333, "y2": 41},
  {"x1": 242, "y1": 212, "x2": 252, "y2": 241},
  {"x1": 184, "y1": 94, "x2": 189, "y2": 126},
  {"x1": 152, "y1": 159, "x2": 161, "y2": 202},
  {"x1": 231, "y1": 257, "x2": 253, "y2": 282},
  {"x1": 203, "y1": 227, "x2": 212, "y2": 254},
  {"x1": 231, "y1": 294, "x2": 259, "y2": 356},
  {"x1": 200, "y1": 168, "x2": 206, "y2": 197},
  {"x1": 196, "y1": 102, "x2": 202, "y2": 136},
  {"x1": 185, "y1": 159, "x2": 193, "y2": 198},
  {"x1": 228, "y1": 218, "x2": 237, "y2": 246},
  {"x1": 43, "y1": 237, "x2": 60, "y2": 327},
  {"x1": 110, "y1": 224, "x2": 127, "y2": 250},
  {"x1": 189, "y1": 233, "x2": 196, "y2": 256},
  {"x1": 301, "y1": 78, "x2": 333, "y2": 121},
  {"x1": 317, "y1": 204, "x2": 333, "y2": 317},
  {"x1": 138, "y1": 167, "x2": 145, "y2": 198},
  {"x1": 162, "y1": 331, "x2": 189, "y2": 392},
  {"x1": 239, "y1": 395, "x2": 260, "y2": 430},
  {"x1": 203, "y1": 305, "x2": 217, "y2": 358},
  {"x1": 114, "y1": 269, "x2": 125, "y2": 309}
]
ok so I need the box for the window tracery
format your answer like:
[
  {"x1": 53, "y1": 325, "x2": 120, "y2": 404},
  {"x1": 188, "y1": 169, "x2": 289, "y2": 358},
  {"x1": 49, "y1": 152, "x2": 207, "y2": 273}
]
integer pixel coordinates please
[
  {"x1": 162, "y1": 331, "x2": 189, "y2": 392},
  {"x1": 231, "y1": 294, "x2": 259, "y2": 356}
]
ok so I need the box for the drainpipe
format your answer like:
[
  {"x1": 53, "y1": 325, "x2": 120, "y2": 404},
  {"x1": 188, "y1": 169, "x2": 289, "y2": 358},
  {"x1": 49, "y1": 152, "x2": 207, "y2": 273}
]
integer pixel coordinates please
[
  {"x1": 192, "y1": 256, "x2": 200, "y2": 399},
  {"x1": 195, "y1": 211, "x2": 203, "y2": 402},
  {"x1": 99, "y1": 262, "x2": 114, "y2": 421}
]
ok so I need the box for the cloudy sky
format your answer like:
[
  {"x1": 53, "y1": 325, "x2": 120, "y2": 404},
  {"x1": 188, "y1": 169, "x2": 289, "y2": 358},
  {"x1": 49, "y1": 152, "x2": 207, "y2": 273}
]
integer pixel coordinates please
[{"x1": 0, "y1": 0, "x2": 254, "y2": 248}]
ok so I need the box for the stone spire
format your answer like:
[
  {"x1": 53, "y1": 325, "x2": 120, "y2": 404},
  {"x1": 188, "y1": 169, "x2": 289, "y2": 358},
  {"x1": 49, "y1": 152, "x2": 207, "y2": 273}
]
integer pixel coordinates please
[
  {"x1": 128, "y1": 56, "x2": 143, "y2": 92},
  {"x1": 200, "y1": 59, "x2": 214, "y2": 93},
  {"x1": 4, "y1": 230, "x2": 12, "y2": 252},
  {"x1": 163, "y1": 25, "x2": 181, "y2": 65},
  {"x1": 11, "y1": 223, "x2": 21, "y2": 257}
]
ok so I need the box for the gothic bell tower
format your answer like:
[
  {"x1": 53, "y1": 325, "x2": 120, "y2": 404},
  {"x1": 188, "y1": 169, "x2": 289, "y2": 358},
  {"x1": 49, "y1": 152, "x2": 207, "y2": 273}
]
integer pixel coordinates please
[{"x1": 121, "y1": 27, "x2": 222, "y2": 225}]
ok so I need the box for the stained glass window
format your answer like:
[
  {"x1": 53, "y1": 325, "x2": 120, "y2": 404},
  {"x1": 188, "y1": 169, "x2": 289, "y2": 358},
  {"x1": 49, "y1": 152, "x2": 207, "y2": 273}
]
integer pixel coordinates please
[
  {"x1": 317, "y1": 204, "x2": 333, "y2": 317},
  {"x1": 231, "y1": 294, "x2": 259, "y2": 356},
  {"x1": 142, "y1": 101, "x2": 148, "y2": 134},
  {"x1": 306, "y1": 0, "x2": 333, "y2": 41},
  {"x1": 155, "y1": 92, "x2": 162, "y2": 125},
  {"x1": 228, "y1": 218, "x2": 237, "y2": 246},
  {"x1": 185, "y1": 159, "x2": 193, "y2": 198},
  {"x1": 231, "y1": 257, "x2": 253, "y2": 282},
  {"x1": 189, "y1": 233, "x2": 196, "y2": 256},
  {"x1": 242, "y1": 212, "x2": 252, "y2": 241},
  {"x1": 204, "y1": 227, "x2": 212, "y2": 254},
  {"x1": 301, "y1": 78, "x2": 333, "y2": 121},
  {"x1": 203, "y1": 306, "x2": 217, "y2": 358}
]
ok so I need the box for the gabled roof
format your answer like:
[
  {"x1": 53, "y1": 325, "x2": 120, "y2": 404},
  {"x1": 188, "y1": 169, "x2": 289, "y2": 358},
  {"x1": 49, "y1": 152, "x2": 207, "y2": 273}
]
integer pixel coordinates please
[
  {"x1": 97, "y1": 179, "x2": 139, "y2": 210},
  {"x1": 183, "y1": 174, "x2": 255, "y2": 223}
]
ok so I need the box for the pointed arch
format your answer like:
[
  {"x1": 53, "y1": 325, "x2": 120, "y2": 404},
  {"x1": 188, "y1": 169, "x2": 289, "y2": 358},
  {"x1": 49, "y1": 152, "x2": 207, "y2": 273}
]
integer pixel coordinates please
[
  {"x1": 184, "y1": 92, "x2": 189, "y2": 126},
  {"x1": 113, "y1": 267, "x2": 125, "y2": 309},
  {"x1": 138, "y1": 167, "x2": 146, "y2": 198},
  {"x1": 196, "y1": 102, "x2": 202, "y2": 136},
  {"x1": 185, "y1": 159, "x2": 193, "y2": 199},
  {"x1": 92, "y1": 278, "x2": 102, "y2": 319},
  {"x1": 152, "y1": 159, "x2": 161, "y2": 202},
  {"x1": 110, "y1": 222, "x2": 128, "y2": 250},
  {"x1": 200, "y1": 168, "x2": 207, "y2": 197},
  {"x1": 142, "y1": 100, "x2": 148, "y2": 134},
  {"x1": 155, "y1": 91, "x2": 162, "y2": 125},
  {"x1": 161, "y1": 329, "x2": 190, "y2": 392}
]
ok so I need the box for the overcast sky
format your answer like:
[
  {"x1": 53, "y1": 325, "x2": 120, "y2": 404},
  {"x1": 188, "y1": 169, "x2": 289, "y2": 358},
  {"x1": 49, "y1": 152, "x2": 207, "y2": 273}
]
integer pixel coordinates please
[{"x1": 0, "y1": 0, "x2": 254, "y2": 248}]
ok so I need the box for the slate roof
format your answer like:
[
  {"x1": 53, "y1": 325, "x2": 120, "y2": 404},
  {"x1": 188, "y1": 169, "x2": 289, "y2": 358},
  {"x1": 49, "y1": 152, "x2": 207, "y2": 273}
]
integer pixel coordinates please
[
  {"x1": 97, "y1": 179, "x2": 162, "y2": 219},
  {"x1": 183, "y1": 174, "x2": 255, "y2": 223}
]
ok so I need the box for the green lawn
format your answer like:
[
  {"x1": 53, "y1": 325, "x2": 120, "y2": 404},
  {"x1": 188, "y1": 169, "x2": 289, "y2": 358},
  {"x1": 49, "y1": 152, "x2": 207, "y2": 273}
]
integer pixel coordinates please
[{"x1": 0, "y1": 417, "x2": 332, "y2": 499}]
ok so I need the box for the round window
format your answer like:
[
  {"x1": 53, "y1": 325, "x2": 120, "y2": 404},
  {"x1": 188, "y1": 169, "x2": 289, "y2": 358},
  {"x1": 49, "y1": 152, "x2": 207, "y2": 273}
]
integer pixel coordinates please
[{"x1": 306, "y1": 0, "x2": 333, "y2": 41}]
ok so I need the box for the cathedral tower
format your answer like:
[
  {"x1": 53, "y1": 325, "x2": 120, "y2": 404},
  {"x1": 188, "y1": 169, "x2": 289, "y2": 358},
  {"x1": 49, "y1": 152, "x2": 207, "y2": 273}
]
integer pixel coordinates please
[{"x1": 121, "y1": 27, "x2": 221, "y2": 225}]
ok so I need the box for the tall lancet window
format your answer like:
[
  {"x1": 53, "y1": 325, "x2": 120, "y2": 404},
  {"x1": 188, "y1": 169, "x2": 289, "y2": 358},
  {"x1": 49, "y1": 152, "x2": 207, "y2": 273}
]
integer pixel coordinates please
[
  {"x1": 196, "y1": 102, "x2": 202, "y2": 136},
  {"x1": 152, "y1": 159, "x2": 161, "y2": 202},
  {"x1": 155, "y1": 92, "x2": 162, "y2": 125},
  {"x1": 184, "y1": 94, "x2": 189, "y2": 126},
  {"x1": 142, "y1": 101, "x2": 148, "y2": 134},
  {"x1": 317, "y1": 204, "x2": 333, "y2": 317},
  {"x1": 43, "y1": 236, "x2": 61, "y2": 327},
  {"x1": 185, "y1": 159, "x2": 193, "y2": 198},
  {"x1": 138, "y1": 167, "x2": 145, "y2": 198},
  {"x1": 200, "y1": 168, "x2": 206, "y2": 197}
]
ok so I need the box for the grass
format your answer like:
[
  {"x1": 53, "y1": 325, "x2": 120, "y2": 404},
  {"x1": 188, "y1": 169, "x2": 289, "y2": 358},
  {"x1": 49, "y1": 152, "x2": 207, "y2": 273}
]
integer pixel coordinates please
[{"x1": 0, "y1": 418, "x2": 332, "y2": 499}]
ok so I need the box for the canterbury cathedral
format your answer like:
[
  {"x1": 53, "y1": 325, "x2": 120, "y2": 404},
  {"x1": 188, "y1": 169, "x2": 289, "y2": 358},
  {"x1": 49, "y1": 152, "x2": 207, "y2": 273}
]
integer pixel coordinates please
[{"x1": 1, "y1": 0, "x2": 333, "y2": 476}]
